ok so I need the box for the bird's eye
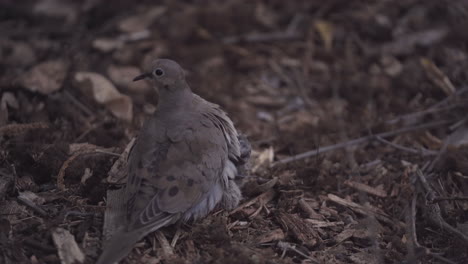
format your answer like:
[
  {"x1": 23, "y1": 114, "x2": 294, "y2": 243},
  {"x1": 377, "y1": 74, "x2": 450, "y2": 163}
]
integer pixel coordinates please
[{"x1": 154, "y1": 68, "x2": 164, "y2": 77}]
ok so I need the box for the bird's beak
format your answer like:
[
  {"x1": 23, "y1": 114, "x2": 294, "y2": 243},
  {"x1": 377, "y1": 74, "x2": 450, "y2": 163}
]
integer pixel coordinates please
[{"x1": 133, "y1": 72, "x2": 151, "y2": 82}]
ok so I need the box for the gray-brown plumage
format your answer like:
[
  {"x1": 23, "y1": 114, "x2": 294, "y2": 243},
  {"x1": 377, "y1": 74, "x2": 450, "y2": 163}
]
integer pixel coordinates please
[{"x1": 96, "y1": 59, "x2": 250, "y2": 264}]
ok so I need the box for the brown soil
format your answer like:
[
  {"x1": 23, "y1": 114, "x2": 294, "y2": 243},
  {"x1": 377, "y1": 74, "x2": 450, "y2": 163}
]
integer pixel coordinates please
[{"x1": 1, "y1": 0, "x2": 468, "y2": 263}]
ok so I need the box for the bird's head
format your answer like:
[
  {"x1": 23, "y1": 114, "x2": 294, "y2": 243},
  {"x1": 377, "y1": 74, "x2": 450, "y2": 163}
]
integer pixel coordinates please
[{"x1": 133, "y1": 59, "x2": 187, "y2": 92}]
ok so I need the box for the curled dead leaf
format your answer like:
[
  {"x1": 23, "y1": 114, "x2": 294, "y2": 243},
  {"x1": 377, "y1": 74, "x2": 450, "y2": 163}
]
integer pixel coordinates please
[
  {"x1": 21, "y1": 60, "x2": 68, "y2": 94},
  {"x1": 74, "y1": 72, "x2": 133, "y2": 122}
]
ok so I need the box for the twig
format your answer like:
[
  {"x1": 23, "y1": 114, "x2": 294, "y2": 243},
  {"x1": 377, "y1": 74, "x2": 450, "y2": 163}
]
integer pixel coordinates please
[
  {"x1": 375, "y1": 136, "x2": 438, "y2": 156},
  {"x1": 63, "y1": 90, "x2": 94, "y2": 117},
  {"x1": 343, "y1": 180, "x2": 387, "y2": 198},
  {"x1": 223, "y1": 31, "x2": 301, "y2": 44},
  {"x1": 273, "y1": 120, "x2": 451, "y2": 166},
  {"x1": 170, "y1": 229, "x2": 183, "y2": 248},
  {"x1": 223, "y1": 15, "x2": 303, "y2": 44},
  {"x1": 154, "y1": 231, "x2": 174, "y2": 258},
  {"x1": 276, "y1": 241, "x2": 319, "y2": 263},
  {"x1": 57, "y1": 148, "x2": 120, "y2": 191},
  {"x1": 416, "y1": 170, "x2": 468, "y2": 244},
  {"x1": 327, "y1": 194, "x2": 400, "y2": 227},
  {"x1": 431, "y1": 196, "x2": 468, "y2": 203},
  {"x1": 386, "y1": 87, "x2": 468, "y2": 125},
  {"x1": 405, "y1": 192, "x2": 419, "y2": 263},
  {"x1": 229, "y1": 189, "x2": 276, "y2": 215},
  {"x1": 0, "y1": 122, "x2": 48, "y2": 136},
  {"x1": 17, "y1": 194, "x2": 47, "y2": 217}
]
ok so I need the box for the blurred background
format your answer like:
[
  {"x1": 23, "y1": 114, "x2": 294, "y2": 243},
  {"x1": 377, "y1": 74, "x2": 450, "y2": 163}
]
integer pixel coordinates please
[{"x1": 1, "y1": 0, "x2": 468, "y2": 263}]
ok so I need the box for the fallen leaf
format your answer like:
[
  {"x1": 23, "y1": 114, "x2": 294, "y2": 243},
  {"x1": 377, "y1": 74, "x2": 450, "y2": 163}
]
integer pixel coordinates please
[
  {"x1": 251, "y1": 147, "x2": 274, "y2": 172},
  {"x1": 107, "y1": 65, "x2": 150, "y2": 93},
  {"x1": 314, "y1": 20, "x2": 334, "y2": 52},
  {"x1": 2, "y1": 41, "x2": 36, "y2": 67},
  {"x1": 92, "y1": 38, "x2": 123, "y2": 53},
  {"x1": 33, "y1": 0, "x2": 78, "y2": 24},
  {"x1": 74, "y1": 72, "x2": 133, "y2": 122},
  {"x1": 118, "y1": 6, "x2": 166, "y2": 32},
  {"x1": 21, "y1": 60, "x2": 68, "y2": 94},
  {"x1": 420, "y1": 57, "x2": 456, "y2": 96},
  {"x1": 255, "y1": 3, "x2": 278, "y2": 28}
]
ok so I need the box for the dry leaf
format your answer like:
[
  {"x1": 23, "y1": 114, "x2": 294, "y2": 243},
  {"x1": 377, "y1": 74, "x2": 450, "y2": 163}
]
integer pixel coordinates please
[
  {"x1": 21, "y1": 60, "x2": 68, "y2": 94},
  {"x1": 33, "y1": 0, "x2": 78, "y2": 24},
  {"x1": 92, "y1": 38, "x2": 123, "y2": 52},
  {"x1": 118, "y1": 6, "x2": 166, "y2": 32},
  {"x1": 93, "y1": 31, "x2": 150, "y2": 53},
  {"x1": 380, "y1": 56, "x2": 402, "y2": 77},
  {"x1": 255, "y1": 3, "x2": 278, "y2": 28},
  {"x1": 107, "y1": 65, "x2": 150, "y2": 93},
  {"x1": 314, "y1": 20, "x2": 334, "y2": 52},
  {"x1": 2, "y1": 41, "x2": 36, "y2": 67},
  {"x1": 420, "y1": 57, "x2": 456, "y2": 96},
  {"x1": 251, "y1": 147, "x2": 274, "y2": 172},
  {"x1": 74, "y1": 72, "x2": 133, "y2": 122}
]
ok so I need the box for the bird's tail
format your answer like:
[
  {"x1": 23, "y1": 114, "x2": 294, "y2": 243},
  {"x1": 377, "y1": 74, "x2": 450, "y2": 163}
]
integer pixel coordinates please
[{"x1": 96, "y1": 215, "x2": 175, "y2": 264}]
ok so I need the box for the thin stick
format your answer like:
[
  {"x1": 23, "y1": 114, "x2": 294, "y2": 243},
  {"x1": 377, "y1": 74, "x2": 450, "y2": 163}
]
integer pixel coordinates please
[
  {"x1": 432, "y1": 196, "x2": 468, "y2": 203},
  {"x1": 273, "y1": 120, "x2": 451, "y2": 166},
  {"x1": 375, "y1": 136, "x2": 438, "y2": 156},
  {"x1": 386, "y1": 87, "x2": 468, "y2": 125},
  {"x1": 416, "y1": 170, "x2": 468, "y2": 244}
]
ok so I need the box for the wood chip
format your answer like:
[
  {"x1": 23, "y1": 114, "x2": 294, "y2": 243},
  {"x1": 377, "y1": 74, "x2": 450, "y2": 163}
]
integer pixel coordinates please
[
  {"x1": 256, "y1": 228, "x2": 285, "y2": 244},
  {"x1": 276, "y1": 211, "x2": 318, "y2": 247},
  {"x1": 230, "y1": 189, "x2": 276, "y2": 216},
  {"x1": 327, "y1": 194, "x2": 400, "y2": 227},
  {"x1": 305, "y1": 219, "x2": 344, "y2": 228},
  {"x1": 344, "y1": 180, "x2": 387, "y2": 198},
  {"x1": 51, "y1": 227, "x2": 85, "y2": 264},
  {"x1": 0, "y1": 122, "x2": 48, "y2": 136}
]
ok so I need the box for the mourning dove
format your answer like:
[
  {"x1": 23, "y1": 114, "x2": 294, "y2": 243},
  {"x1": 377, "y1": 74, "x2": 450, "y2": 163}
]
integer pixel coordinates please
[{"x1": 97, "y1": 59, "x2": 250, "y2": 264}]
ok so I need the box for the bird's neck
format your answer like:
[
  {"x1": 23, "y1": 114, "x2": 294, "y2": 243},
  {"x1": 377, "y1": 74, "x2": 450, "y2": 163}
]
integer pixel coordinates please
[{"x1": 156, "y1": 86, "x2": 192, "y2": 113}]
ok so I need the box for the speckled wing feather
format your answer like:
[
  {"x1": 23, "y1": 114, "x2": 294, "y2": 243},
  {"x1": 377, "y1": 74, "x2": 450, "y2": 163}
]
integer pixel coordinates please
[{"x1": 126, "y1": 110, "x2": 229, "y2": 228}]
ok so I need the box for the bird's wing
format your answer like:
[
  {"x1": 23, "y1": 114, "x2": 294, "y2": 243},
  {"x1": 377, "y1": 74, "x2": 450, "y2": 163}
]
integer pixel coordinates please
[
  {"x1": 125, "y1": 115, "x2": 228, "y2": 230},
  {"x1": 193, "y1": 94, "x2": 242, "y2": 165},
  {"x1": 97, "y1": 116, "x2": 228, "y2": 264}
]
